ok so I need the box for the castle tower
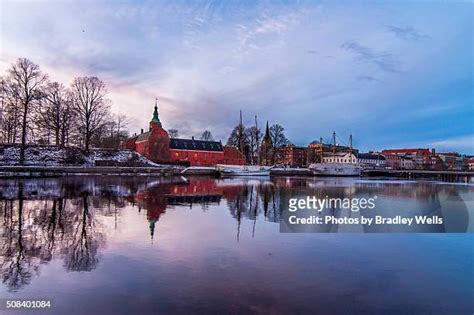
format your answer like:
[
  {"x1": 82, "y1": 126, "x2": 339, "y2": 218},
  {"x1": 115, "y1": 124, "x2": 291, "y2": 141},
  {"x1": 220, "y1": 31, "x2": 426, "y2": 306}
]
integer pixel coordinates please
[{"x1": 149, "y1": 98, "x2": 162, "y2": 131}]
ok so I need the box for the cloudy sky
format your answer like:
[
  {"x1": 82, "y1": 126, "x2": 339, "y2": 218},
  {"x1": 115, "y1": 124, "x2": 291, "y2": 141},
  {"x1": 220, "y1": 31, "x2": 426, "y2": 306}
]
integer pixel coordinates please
[{"x1": 1, "y1": 0, "x2": 472, "y2": 152}]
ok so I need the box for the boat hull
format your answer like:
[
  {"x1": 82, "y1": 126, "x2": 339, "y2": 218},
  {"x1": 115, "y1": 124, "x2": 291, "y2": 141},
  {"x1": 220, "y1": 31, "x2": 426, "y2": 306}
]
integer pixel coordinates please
[
  {"x1": 308, "y1": 163, "x2": 361, "y2": 177},
  {"x1": 216, "y1": 164, "x2": 272, "y2": 177}
]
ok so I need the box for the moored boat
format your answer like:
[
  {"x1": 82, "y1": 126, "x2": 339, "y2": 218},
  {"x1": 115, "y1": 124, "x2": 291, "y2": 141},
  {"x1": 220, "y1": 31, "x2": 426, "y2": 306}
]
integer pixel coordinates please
[
  {"x1": 216, "y1": 164, "x2": 273, "y2": 176},
  {"x1": 308, "y1": 163, "x2": 361, "y2": 176}
]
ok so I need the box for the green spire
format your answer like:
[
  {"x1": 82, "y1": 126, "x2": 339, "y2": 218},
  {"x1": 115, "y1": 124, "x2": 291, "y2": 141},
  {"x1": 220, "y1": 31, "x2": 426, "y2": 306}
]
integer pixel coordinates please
[{"x1": 151, "y1": 98, "x2": 160, "y2": 123}]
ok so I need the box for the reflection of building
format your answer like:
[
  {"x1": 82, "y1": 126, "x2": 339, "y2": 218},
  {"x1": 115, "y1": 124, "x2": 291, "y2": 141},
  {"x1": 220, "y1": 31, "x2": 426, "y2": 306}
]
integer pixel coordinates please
[
  {"x1": 358, "y1": 153, "x2": 385, "y2": 168},
  {"x1": 123, "y1": 102, "x2": 244, "y2": 166},
  {"x1": 278, "y1": 145, "x2": 308, "y2": 167},
  {"x1": 129, "y1": 178, "x2": 246, "y2": 239}
]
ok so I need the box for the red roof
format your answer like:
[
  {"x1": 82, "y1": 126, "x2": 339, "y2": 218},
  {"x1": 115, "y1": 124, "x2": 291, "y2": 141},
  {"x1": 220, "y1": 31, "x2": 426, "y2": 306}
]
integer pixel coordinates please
[{"x1": 382, "y1": 148, "x2": 431, "y2": 156}]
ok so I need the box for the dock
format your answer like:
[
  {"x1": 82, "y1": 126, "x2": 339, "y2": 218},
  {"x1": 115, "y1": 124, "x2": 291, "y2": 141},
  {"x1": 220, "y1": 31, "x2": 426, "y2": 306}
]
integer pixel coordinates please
[
  {"x1": 0, "y1": 165, "x2": 183, "y2": 178},
  {"x1": 362, "y1": 169, "x2": 473, "y2": 182}
]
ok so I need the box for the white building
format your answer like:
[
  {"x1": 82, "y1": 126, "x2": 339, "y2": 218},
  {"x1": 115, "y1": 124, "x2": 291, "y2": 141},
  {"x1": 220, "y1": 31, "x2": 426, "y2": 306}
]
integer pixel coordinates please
[
  {"x1": 323, "y1": 152, "x2": 357, "y2": 164},
  {"x1": 357, "y1": 153, "x2": 386, "y2": 169}
]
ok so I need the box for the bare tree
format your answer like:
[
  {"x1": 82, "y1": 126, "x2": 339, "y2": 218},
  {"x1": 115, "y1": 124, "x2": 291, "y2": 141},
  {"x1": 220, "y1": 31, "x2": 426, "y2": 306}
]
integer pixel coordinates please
[
  {"x1": 246, "y1": 126, "x2": 261, "y2": 165},
  {"x1": 92, "y1": 113, "x2": 129, "y2": 149},
  {"x1": 269, "y1": 124, "x2": 290, "y2": 163},
  {"x1": 6, "y1": 58, "x2": 47, "y2": 162},
  {"x1": 35, "y1": 82, "x2": 75, "y2": 147},
  {"x1": 200, "y1": 130, "x2": 213, "y2": 141},
  {"x1": 70, "y1": 77, "x2": 110, "y2": 151},
  {"x1": 1, "y1": 77, "x2": 21, "y2": 143},
  {"x1": 168, "y1": 129, "x2": 179, "y2": 138}
]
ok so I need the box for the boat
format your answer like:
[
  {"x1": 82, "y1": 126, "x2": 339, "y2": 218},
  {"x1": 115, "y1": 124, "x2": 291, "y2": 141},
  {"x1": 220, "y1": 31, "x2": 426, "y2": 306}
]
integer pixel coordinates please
[
  {"x1": 308, "y1": 131, "x2": 361, "y2": 177},
  {"x1": 216, "y1": 164, "x2": 273, "y2": 176},
  {"x1": 180, "y1": 166, "x2": 218, "y2": 175},
  {"x1": 308, "y1": 163, "x2": 361, "y2": 176}
]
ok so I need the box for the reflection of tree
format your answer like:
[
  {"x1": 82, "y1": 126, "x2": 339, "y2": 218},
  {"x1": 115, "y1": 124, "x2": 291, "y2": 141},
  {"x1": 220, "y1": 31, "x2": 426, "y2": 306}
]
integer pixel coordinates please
[
  {"x1": 0, "y1": 179, "x2": 115, "y2": 291},
  {"x1": 0, "y1": 183, "x2": 33, "y2": 291},
  {"x1": 63, "y1": 196, "x2": 104, "y2": 272}
]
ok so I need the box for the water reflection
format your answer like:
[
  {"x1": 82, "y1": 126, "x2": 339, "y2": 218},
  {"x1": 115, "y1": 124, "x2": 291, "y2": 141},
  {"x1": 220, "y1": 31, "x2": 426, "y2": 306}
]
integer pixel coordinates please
[{"x1": 0, "y1": 176, "x2": 472, "y2": 294}]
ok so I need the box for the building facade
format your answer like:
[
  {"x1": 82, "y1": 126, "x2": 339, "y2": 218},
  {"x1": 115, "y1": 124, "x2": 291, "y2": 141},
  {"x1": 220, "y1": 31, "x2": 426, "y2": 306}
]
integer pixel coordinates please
[
  {"x1": 278, "y1": 145, "x2": 308, "y2": 167},
  {"x1": 123, "y1": 103, "x2": 244, "y2": 166},
  {"x1": 357, "y1": 153, "x2": 386, "y2": 169},
  {"x1": 322, "y1": 152, "x2": 357, "y2": 164},
  {"x1": 382, "y1": 148, "x2": 432, "y2": 170},
  {"x1": 259, "y1": 122, "x2": 274, "y2": 166},
  {"x1": 307, "y1": 141, "x2": 359, "y2": 163}
]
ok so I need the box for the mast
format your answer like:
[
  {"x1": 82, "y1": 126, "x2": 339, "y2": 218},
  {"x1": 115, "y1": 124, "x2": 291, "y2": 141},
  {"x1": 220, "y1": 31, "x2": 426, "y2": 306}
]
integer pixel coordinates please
[
  {"x1": 349, "y1": 133, "x2": 353, "y2": 164},
  {"x1": 319, "y1": 136, "x2": 323, "y2": 163},
  {"x1": 255, "y1": 115, "x2": 259, "y2": 165},
  {"x1": 332, "y1": 131, "x2": 336, "y2": 157},
  {"x1": 239, "y1": 110, "x2": 244, "y2": 155}
]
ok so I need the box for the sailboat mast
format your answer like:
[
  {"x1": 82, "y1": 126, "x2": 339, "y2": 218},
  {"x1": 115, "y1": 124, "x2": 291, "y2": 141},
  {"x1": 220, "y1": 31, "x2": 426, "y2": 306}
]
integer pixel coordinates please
[
  {"x1": 319, "y1": 136, "x2": 323, "y2": 162},
  {"x1": 255, "y1": 115, "x2": 259, "y2": 165},
  {"x1": 239, "y1": 110, "x2": 244, "y2": 155},
  {"x1": 349, "y1": 133, "x2": 353, "y2": 164}
]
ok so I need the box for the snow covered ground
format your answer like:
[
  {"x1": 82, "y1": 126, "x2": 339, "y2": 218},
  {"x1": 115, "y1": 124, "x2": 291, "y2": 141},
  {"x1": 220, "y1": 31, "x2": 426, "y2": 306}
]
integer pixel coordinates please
[{"x1": 0, "y1": 145, "x2": 167, "y2": 167}]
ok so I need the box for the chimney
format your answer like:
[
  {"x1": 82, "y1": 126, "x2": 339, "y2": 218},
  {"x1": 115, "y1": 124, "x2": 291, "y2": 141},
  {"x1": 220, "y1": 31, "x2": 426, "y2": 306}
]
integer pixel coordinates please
[
  {"x1": 141, "y1": 129, "x2": 144, "y2": 134},
  {"x1": 192, "y1": 136, "x2": 195, "y2": 141}
]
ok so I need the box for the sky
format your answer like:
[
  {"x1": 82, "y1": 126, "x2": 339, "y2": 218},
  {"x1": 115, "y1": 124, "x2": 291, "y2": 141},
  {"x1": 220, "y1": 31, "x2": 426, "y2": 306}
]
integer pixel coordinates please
[{"x1": 0, "y1": 0, "x2": 473, "y2": 153}]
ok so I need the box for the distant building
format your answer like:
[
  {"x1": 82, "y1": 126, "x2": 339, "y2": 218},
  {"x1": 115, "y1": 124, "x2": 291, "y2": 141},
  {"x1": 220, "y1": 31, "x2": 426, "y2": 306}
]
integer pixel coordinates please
[
  {"x1": 259, "y1": 122, "x2": 274, "y2": 166},
  {"x1": 222, "y1": 146, "x2": 246, "y2": 165},
  {"x1": 383, "y1": 153, "x2": 402, "y2": 169},
  {"x1": 357, "y1": 153, "x2": 385, "y2": 169},
  {"x1": 400, "y1": 156, "x2": 416, "y2": 170},
  {"x1": 437, "y1": 152, "x2": 465, "y2": 170},
  {"x1": 278, "y1": 145, "x2": 308, "y2": 167},
  {"x1": 382, "y1": 148, "x2": 433, "y2": 170},
  {"x1": 467, "y1": 157, "x2": 474, "y2": 171},
  {"x1": 169, "y1": 137, "x2": 224, "y2": 166},
  {"x1": 122, "y1": 103, "x2": 170, "y2": 164},
  {"x1": 322, "y1": 152, "x2": 357, "y2": 164},
  {"x1": 123, "y1": 102, "x2": 244, "y2": 166},
  {"x1": 308, "y1": 140, "x2": 359, "y2": 163}
]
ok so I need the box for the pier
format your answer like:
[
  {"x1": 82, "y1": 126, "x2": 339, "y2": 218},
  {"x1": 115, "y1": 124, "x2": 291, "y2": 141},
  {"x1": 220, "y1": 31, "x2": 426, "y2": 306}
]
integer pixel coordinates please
[
  {"x1": 0, "y1": 165, "x2": 183, "y2": 178},
  {"x1": 362, "y1": 169, "x2": 473, "y2": 182}
]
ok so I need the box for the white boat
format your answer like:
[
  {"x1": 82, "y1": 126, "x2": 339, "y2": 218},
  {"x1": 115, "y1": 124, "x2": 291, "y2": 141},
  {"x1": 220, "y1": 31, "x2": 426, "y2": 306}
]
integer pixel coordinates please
[
  {"x1": 308, "y1": 163, "x2": 362, "y2": 176},
  {"x1": 180, "y1": 166, "x2": 218, "y2": 175},
  {"x1": 216, "y1": 164, "x2": 273, "y2": 176}
]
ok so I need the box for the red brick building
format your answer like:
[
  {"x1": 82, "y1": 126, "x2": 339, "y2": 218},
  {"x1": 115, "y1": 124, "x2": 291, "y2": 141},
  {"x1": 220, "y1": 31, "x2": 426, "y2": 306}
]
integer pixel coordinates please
[
  {"x1": 382, "y1": 148, "x2": 433, "y2": 170},
  {"x1": 278, "y1": 145, "x2": 308, "y2": 167},
  {"x1": 123, "y1": 103, "x2": 245, "y2": 166},
  {"x1": 122, "y1": 103, "x2": 170, "y2": 163},
  {"x1": 222, "y1": 146, "x2": 246, "y2": 165}
]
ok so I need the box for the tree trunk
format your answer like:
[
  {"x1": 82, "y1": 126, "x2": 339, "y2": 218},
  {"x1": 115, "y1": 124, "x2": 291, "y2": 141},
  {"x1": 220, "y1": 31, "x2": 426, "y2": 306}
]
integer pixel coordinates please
[{"x1": 19, "y1": 103, "x2": 28, "y2": 164}]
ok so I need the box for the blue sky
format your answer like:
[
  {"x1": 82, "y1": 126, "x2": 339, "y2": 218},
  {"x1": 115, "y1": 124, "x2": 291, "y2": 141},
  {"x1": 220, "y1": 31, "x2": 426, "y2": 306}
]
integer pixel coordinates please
[{"x1": 1, "y1": 0, "x2": 472, "y2": 153}]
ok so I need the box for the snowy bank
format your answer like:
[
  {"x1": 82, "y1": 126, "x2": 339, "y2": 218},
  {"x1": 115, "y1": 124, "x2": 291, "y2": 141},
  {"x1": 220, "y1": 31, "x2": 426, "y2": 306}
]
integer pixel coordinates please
[{"x1": 0, "y1": 145, "x2": 173, "y2": 168}]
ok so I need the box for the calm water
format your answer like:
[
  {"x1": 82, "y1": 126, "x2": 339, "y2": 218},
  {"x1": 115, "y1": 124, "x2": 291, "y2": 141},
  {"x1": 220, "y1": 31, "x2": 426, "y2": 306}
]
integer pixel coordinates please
[{"x1": 0, "y1": 176, "x2": 472, "y2": 314}]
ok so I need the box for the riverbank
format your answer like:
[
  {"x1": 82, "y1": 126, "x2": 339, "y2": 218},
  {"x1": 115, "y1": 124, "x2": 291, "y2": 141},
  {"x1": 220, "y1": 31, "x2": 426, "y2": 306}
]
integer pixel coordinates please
[{"x1": 0, "y1": 165, "x2": 183, "y2": 178}]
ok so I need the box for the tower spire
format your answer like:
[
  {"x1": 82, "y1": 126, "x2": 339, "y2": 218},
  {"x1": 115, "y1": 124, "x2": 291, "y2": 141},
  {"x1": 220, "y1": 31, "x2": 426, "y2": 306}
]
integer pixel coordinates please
[{"x1": 151, "y1": 98, "x2": 160, "y2": 124}]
